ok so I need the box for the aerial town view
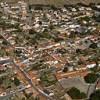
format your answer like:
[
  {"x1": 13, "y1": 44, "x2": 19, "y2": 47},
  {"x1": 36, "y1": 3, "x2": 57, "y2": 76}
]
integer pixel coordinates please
[{"x1": 0, "y1": 0, "x2": 100, "y2": 100}]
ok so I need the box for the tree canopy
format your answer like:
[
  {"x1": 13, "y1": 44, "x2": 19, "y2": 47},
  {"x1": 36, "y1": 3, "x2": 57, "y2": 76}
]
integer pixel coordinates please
[
  {"x1": 90, "y1": 89, "x2": 100, "y2": 100},
  {"x1": 84, "y1": 73, "x2": 98, "y2": 84},
  {"x1": 14, "y1": 77, "x2": 20, "y2": 86},
  {"x1": 67, "y1": 87, "x2": 86, "y2": 99}
]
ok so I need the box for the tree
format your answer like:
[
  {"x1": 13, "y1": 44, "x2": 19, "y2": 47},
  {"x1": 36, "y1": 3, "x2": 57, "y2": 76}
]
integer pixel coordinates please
[
  {"x1": 0, "y1": 49, "x2": 6, "y2": 56},
  {"x1": 89, "y1": 43, "x2": 97, "y2": 49},
  {"x1": 22, "y1": 97, "x2": 25, "y2": 100},
  {"x1": 23, "y1": 90, "x2": 29, "y2": 99},
  {"x1": 40, "y1": 70, "x2": 57, "y2": 87},
  {"x1": 29, "y1": 29, "x2": 36, "y2": 35},
  {"x1": 2, "y1": 40, "x2": 8, "y2": 45},
  {"x1": 84, "y1": 73, "x2": 98, "y2": 84},
  {"x1": 67, "y1": 87, "x2": 86, "y2": 99},
  {"x1": 62, "y1": 67, "x2": 68, "y2": 72},
  {"x1": 0, "y1": 77, "x2": 3, "y2": 85},
  {"x1": 76, "y1": 48, "x2": 82, "y2": 54},
  {"x1": 80, "y1": 92, "x2": 87, "y2": 99},
  {"x1": 14, "y1": 77, "x2": 20, "y2": 86},
  {"x1": 34, "y1": 6, "x2": 43, "y2": 10},
  {"x1": 90, "y1": 89, "x2": 100, "y2": 100},
  {"x1": 49, "y1": 24, "x2": 55, "y2": 30},
  {"x1": 51, "y1": 5, "x2": 58, "y2": 10},
  {"x1": 29, "y1": 5, "x2": 32, "y2": 11},
  {"x1": 90, "y1": 66, "x2": 98, "y2": 73},
  {"x1": 82, "y1": 16, "x2": 91, "y2": 22},
  {"x1": 54, "y1": 37, "x2": 64, "y2": 42},
  {"x1": 56, "y1": 48, "x2": 67, "y2": 54}
]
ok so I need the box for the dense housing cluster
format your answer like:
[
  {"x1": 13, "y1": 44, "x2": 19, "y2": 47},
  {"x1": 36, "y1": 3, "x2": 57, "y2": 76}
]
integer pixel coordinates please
[{"x1": 0, "y1": 1, "x2": 100, "y2": 100}]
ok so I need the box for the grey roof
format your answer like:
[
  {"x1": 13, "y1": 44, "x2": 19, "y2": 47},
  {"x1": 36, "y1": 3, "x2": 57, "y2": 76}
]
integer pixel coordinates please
[{"x1": 0, "y1": 59, "x2": 11, "y2": 65}]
